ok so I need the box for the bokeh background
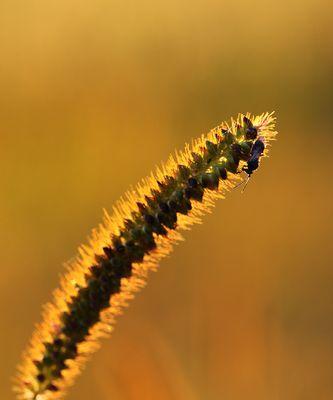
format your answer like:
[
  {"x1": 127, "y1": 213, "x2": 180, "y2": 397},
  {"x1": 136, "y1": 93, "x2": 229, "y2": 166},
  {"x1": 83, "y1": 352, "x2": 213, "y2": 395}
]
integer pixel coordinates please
[{"x1": 1, "y1": 1, "x2": 333, "y2": 399}]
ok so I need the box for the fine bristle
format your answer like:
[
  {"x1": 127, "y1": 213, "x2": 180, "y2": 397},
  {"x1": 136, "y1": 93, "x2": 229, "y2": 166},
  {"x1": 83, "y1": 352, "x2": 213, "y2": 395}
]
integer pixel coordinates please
[{"x1": 14, "y1": 112, "x2": 277, "y2": 400}]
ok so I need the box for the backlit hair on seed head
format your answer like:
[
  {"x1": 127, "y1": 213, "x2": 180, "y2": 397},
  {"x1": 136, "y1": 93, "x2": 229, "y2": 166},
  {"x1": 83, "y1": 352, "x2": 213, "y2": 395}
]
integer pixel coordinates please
[{"x1": 14, "y1": 112, "x2": 277, "y2": 400}]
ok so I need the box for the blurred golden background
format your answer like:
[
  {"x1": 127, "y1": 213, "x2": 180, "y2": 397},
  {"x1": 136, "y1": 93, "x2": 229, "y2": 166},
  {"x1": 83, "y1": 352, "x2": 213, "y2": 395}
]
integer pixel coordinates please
[{"x1": 1, "y1": 0, "x2": 333, "y2": 399}]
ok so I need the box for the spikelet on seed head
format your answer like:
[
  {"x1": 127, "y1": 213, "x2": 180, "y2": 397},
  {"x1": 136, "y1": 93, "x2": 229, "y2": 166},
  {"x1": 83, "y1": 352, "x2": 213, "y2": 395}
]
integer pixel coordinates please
[{"x1": 14, "y1": 112, "x2": 277, "y2": 400}]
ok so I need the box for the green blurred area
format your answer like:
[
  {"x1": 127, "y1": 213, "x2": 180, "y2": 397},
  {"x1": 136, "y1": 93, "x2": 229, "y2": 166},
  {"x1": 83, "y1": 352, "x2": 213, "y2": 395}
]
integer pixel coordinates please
[{"x1": 1, "y1": 0, "x2": 333, "y2": 399}]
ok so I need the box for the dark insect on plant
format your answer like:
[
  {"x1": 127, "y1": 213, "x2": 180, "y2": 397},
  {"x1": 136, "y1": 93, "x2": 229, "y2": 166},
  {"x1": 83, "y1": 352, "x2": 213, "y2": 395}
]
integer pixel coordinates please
[
  {"x1": 237, "y1": 137, "x2": 267, "y2": 194},
  {"x1": 243, "y1": 137, "x2": 266, "y2": 177}
]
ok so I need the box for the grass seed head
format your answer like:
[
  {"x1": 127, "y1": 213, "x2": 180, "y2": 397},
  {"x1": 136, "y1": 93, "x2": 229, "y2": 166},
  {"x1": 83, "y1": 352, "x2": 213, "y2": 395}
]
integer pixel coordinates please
[{"x1": 14, "y1": 112, "x2": 277, "y2": 400}]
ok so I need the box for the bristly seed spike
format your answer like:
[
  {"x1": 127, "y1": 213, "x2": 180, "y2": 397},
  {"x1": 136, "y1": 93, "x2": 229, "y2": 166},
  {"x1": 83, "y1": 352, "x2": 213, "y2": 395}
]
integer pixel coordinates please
[{"x1": 15, "y1": 112, "x2": 277, "y2": 400}]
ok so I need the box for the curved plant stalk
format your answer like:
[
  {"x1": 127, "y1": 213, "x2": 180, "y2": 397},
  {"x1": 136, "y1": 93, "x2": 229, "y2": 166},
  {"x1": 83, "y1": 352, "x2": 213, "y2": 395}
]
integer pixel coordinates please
[{"x1": 14, "y1": 112, "x2": 277, "y2": 400}]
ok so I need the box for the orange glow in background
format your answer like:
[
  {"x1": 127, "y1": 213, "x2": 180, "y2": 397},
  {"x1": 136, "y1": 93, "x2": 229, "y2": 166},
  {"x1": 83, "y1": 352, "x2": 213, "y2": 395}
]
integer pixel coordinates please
[{"x1": 1, "y1": 1, "x2": 333, "y2": 399}]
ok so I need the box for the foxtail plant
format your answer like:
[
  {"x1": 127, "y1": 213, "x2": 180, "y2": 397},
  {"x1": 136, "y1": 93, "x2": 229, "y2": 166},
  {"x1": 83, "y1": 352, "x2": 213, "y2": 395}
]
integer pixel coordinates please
[{"x1": 15, "y1": 112, "x2": 277, "y2": 400}]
